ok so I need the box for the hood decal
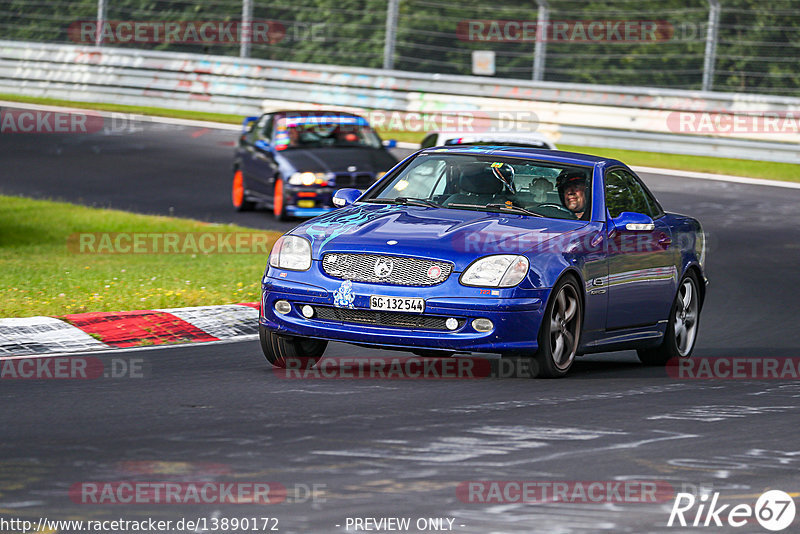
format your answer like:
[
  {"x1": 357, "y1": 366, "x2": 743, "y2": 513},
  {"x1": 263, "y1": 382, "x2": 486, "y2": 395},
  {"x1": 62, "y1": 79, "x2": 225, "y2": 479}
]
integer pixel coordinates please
[{"x1": 304, "y1": 204, "x2": 402, "y2": 249}]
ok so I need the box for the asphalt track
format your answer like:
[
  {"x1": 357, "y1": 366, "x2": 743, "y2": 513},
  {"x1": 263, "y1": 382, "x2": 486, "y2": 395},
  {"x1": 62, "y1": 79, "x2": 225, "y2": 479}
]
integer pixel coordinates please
[{"x1": 2, "y1": 110, "x2": 800, "y2": 532}]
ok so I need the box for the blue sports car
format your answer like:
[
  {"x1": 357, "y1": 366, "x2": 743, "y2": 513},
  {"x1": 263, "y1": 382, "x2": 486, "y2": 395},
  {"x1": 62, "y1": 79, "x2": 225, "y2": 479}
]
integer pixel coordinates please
[{"x1": 259, "y1": 146, "x2": 707, "y2": 377}]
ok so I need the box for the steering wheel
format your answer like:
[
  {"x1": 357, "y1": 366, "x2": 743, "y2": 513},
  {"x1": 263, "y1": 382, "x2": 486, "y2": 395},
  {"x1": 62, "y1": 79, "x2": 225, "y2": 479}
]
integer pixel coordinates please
[{"x1": 537, "y1": 202, "x2": 570, "y2": 210}]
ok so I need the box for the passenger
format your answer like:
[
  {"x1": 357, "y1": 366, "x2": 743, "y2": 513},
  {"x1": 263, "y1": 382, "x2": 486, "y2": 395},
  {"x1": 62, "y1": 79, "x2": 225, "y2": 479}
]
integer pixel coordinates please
[{"x1": 530, "y1": 178, "x2": 552, "y2": 203}]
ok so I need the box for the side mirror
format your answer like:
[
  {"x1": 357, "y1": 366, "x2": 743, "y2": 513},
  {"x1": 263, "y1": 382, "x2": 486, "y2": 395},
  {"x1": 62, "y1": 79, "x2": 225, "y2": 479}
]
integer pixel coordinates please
[
  {"x1": 611, "y1": 211, "x2": 655, "y2": 232},
  {"x1": 333, "y1": 188, "x2": 362, "y2": 208},
  {"x1": 254, "y1": 139, "x2": 271, "y2": 152},
  {"x1": 241, "y1": 116, "x2": 258, "y2": 134},
  {"x1": 382, "y1": 139, "x2": 397, "y2": 149}
]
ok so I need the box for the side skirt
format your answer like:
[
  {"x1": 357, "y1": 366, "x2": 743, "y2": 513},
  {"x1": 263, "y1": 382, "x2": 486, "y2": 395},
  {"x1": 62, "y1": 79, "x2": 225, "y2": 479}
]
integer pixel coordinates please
[{"x1": 578, "y1": 321, "x2": 667, "y2": 355}]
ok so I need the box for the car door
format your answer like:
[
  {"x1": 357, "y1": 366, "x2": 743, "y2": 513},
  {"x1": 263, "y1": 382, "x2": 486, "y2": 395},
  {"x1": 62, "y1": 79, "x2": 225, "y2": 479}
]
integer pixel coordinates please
[
  {"x1": 605, "y1": 168, "x2": 677, "y2": 330},
  {"x1": 240, "y1": 113, "x2": 277, "y2": 197}
]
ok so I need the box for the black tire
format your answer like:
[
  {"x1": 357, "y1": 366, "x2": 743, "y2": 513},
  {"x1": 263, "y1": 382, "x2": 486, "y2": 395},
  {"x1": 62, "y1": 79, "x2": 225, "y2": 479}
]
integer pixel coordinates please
[
  {"x1": 533, "y1": 276, "x2": 583, "y2": 378},
  {"x1": 259, "y1": 325, "x2": 327, "y2": 369},
  {"x1": 232, "y1": 168, "x2": 256, "y2": 212},
  {"x1": 637, "y1": 271, "x2": 701, "y2": 366}
]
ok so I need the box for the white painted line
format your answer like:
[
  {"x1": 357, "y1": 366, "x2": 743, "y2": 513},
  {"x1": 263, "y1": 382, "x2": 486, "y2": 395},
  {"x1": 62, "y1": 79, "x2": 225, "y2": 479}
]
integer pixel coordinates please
[
  {"x1": 396, "y1": 141, "x2": 420, "y2": 150},
  {"x1": 0, "y1": 100, "x2": 241, "y2": 131},
  {"x1": 632, "y1": 165, "x2": 800, "y2": 190},
  {"x1": 0, "y1": 334, "x2": 258, "y2": 361}
]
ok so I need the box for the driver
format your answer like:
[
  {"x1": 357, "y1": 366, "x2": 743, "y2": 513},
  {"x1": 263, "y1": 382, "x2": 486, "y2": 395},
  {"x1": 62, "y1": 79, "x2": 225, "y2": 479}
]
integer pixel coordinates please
[{"x1": 556, "y1": 170, "x2": 589, "y2": 220}]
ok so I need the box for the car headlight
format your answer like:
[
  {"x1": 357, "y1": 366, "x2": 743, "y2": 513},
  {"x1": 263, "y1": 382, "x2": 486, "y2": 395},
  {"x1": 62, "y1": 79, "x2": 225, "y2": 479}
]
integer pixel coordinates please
[
  {"x1": 460, "y1": 255, "x2": 529, "y2": 288},
  {"x1": 269, "y1": 235, "x2": 312, "y2": 271},
  {"x1": 288, "y1": 172, "x2": 331, "y2": 186}
]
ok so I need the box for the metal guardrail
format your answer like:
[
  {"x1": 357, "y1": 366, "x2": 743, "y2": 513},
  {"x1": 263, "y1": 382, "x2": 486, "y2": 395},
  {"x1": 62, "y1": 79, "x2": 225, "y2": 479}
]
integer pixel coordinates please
[{"x1": 1, "y1": 40, "x2": 798, "y2": 164}]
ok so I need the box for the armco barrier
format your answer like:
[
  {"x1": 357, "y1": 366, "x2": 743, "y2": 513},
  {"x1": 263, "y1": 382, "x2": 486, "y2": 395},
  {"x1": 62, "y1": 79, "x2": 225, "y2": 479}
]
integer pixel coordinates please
[{"x1": 2, "y1": 40, "x2": 799, "y2": 164}]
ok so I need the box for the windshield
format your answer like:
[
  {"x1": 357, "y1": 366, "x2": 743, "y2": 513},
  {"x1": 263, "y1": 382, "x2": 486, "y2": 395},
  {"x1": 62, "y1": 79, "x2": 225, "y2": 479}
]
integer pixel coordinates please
[
  {"x1": 365, "y1": 153, "x2": 592, "y2": 220},
  {"x1": 273, "y1": 115, "x2": 382, "y2": 150}
]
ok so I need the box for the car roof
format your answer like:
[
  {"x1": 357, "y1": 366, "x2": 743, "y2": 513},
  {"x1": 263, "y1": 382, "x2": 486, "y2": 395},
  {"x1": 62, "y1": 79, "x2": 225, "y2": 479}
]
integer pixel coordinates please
[
  {"x1": 432, "y1": 131, "x2": 552, "y2": 142},
  {"x1": 270, "y1": 110, "x2": 365, "y2": 118},
  {"x1": 419, "y1": 145, "x2": 623, "y2": 168}
]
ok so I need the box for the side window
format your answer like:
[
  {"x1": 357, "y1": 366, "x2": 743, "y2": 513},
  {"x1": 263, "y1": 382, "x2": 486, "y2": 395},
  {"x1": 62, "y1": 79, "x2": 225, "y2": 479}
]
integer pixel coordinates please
[
  {"x1": 420, "y1": 134, "x2": 438, "y2": 148},
  {"x1": 261, "y1": 116, "x2": 273, "y2": 142},
  {"x1": 248, "y1": 114, "x2": 270, "y2": 143},
  {"x1": 605, "y1": 169, "x2": 656, "y2": 218}
]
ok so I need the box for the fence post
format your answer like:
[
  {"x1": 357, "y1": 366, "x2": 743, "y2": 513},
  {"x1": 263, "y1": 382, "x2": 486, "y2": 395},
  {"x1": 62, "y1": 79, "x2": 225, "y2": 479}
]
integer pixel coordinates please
[
  {"x1": 241, "y1": 0, "x2": 253, "y2": 58},
  {"x1": 702, "y1": 0, "x2": 720, "y2": 92},
  {"x1": 383, "y1": 0, "x2": 400, "y2": 70},
  {"x1": 95, "y1": 0, "x2": 107, "y2": 47},
  {"x1": 533, "y1": 0, "x2": 549, "y2": 81}
]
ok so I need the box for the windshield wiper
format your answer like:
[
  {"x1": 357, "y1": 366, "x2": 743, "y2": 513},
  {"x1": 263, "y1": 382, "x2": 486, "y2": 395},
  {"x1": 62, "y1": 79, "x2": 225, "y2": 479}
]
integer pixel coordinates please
[
  {"x1": 364, "y1": 197, "x2": 441, "y2": 208},
  {"x1": 448, "y1": 203, "x2": 543, "y2": 217},
  {"x1": 483, "y1": 203, "x2": 543, "y2": 216}
]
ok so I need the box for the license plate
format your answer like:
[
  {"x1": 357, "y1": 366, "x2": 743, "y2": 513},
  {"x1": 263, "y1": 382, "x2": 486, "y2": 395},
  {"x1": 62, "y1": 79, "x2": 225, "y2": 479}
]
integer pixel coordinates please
[
  {"x1": 297, "y1": 200, "x2": 316, "y2": 208},
  {"x1": 369, "y1": 295, "x2": 425, "y2": 313}
]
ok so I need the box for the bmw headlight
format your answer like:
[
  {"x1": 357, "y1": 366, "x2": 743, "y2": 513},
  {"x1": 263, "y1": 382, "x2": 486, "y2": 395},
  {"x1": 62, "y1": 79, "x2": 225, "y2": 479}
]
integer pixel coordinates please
[
  {"x1": 288, "y1": 172, "x2": 331, "y2": 186},
  {"x1": 269, "y1": 235, "x2": 312, "y2": 271},
  {"x1": 460, "y1": 255, "x2": 529, "y2": 288}
]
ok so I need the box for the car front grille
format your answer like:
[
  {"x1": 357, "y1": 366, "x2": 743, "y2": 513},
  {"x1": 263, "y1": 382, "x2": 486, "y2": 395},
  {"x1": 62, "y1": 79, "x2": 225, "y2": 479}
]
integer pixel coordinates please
[
  {"x1": 322, "y1": 253, "x2": 453, "y2": 286},
  {"x1": 312, "y1": 306, "x2": 464, "y2": 331},
  {"x1": 334, "y1": 172, "x2": 375, "y2": 188}
]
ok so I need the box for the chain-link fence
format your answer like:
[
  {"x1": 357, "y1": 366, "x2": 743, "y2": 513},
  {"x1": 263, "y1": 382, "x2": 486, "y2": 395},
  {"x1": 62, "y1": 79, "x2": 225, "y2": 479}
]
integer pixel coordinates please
[{"x1": 2, "y1": 0, "x2": 798, "y2": 96}]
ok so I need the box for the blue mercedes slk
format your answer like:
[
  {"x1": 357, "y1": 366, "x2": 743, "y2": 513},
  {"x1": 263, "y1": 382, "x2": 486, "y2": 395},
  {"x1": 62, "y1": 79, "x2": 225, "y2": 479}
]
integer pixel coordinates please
[{"x1": 259, "y1": 146, "x2": 707, "y2": 377}]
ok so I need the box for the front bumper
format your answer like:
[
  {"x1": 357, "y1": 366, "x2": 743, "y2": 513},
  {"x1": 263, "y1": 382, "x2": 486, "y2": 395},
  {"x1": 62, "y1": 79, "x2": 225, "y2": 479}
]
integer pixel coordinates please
[
  {"x1": 260, "y1": 271, "x2": 548, "y2": 353},
  {"x1": 283, "y1": 185, "x2": 335, "y2": 217}
]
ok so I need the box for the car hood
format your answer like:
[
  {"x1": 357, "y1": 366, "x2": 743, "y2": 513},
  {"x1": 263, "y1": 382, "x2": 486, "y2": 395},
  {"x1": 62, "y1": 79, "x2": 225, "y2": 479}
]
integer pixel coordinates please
[
  {"x1": 278, "y1": 147, "x2": 397, "y2": 174},
  {"x1": 292, "y1": 203, "x2": 586, "y2": 271}
]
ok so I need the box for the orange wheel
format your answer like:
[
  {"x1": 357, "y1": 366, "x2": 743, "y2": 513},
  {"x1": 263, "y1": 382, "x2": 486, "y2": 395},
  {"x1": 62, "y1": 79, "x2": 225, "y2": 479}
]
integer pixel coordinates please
[
  {"x1": 273, "y1": 179, "x2": 287, "y2": 220},
  {"x1": 232, "y1": 169, "x2": 244, "y2": 207},
  {"x1": 232, "y1": 169, "x2": 255, "y2": 211}
]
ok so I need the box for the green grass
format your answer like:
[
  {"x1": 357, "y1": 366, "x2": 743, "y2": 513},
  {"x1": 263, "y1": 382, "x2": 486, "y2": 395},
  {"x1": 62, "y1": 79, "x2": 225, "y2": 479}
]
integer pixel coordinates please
[
  {"x1": 0, "y1": 195, "x2": 281, "y2": 318},
  {"x1": 2, "y1": 93, "x2": 798, "y2": 182}
]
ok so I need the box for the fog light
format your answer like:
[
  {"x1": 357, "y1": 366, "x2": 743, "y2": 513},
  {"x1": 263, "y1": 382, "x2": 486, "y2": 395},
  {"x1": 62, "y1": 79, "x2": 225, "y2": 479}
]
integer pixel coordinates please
[
  {"x1": 445, "y1": 317, "x2": 459, "y2": 331},
  {"x1": 301, "y1": 305, "x2": 315, "y2": 318},
  {"x1": 274, "y1": 300, "x2": 291, "y2": 315},
  {"x1": 472, "y1": 318, "x2": 493, "y2": 332}
]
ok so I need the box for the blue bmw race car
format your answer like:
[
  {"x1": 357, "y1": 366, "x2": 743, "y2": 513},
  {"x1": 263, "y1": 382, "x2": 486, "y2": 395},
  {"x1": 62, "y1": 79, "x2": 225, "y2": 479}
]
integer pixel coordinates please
[
  {"x1": 232, "y1": 110, "x2": 398, "y2": 220},
  {"x1": 259, "y1": 146, "x2": 707, "y2": 377}
]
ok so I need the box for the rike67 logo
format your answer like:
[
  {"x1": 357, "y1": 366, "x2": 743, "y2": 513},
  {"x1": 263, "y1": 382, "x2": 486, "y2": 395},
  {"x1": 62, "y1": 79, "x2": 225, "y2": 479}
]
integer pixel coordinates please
[{"x1": 668, "y1": 490, "x2": 796, "y2": 531}]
